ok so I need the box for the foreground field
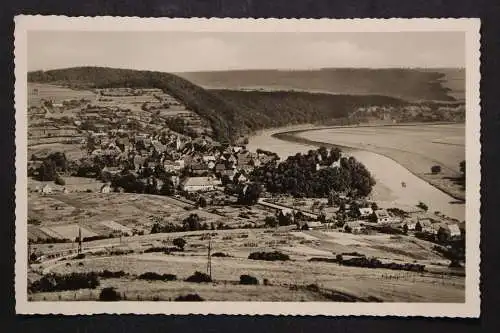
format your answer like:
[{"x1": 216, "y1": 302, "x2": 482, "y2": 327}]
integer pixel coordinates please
[{"x1": 28, "y1": 228, "x2": 464, "y2": 302}]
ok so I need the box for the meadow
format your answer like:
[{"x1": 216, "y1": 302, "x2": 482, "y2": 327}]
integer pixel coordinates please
[{"x1": 28, "y1": 227, "x2": 464, "y2": 302}]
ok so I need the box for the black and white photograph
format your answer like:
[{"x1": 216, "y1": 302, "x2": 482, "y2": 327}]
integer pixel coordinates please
[{"x1": 14, "y1": 17, "x2": 481, "y2": 316}]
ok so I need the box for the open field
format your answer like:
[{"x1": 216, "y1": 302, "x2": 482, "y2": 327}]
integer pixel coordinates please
[
  {"x1": 295, "y1": 123, "x2": 465, "y2": 201},
  {"x1": 28, "y1": 83, "x2": 96, "y2": 107},
  {"x1": 27, "y1": 190, "x2": 272, "y2": 242},
  {"x1": 28, "y1": 143, "x2": 85, "y2": 160},
  {"x1": 28, "y1": 228, "x2": 464, "y2": 302}
]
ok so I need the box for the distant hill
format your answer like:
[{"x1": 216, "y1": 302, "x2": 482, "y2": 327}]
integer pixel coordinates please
[{"x1": 177, "y1": 68, "x2": 465, "y2": 102}]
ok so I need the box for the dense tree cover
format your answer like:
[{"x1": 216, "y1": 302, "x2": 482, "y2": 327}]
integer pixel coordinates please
[
  {"x1": 34, "y1": 152, "x2": 69, "y2": 181},
  {"x1": 213, "y1": 89, "x2": 407, "y2": 132},
  {"x1": 237, "y1": 183, "x2": 263, "y2": 205},
  {"x1": 250, "y1": 148, "x2": 375, "y2": 198}
]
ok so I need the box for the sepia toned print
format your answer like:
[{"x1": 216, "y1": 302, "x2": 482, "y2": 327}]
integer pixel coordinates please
[{"x1": 15, "y1": 16, "x2": 481, "y2": 316}]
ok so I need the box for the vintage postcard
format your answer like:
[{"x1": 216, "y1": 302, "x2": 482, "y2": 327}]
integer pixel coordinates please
[{"x1": 14, "y1": 16, "x2": 481, "y2": 316}]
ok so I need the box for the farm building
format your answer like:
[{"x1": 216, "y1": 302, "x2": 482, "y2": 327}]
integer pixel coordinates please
[
  {"x1": 437, "y1": 223, "x2": 462, "y2": 242},
  {"x1": 302, "y1": 221, "x2": 323, "y2": 230},
  {"x1": 100, "y1": 183, "x2": 112, "y2": 193},
  {"x1": 374, "y1": 209, "x2": 398, "y2": 224},
  {"x1": 343, "y1": 221, "x2": 366, "y2": 234},
  {"x1": 402, "y1": 220, "x2": 417, "y2": 231},
  {"x1": 182, "y1": 176, "x2": 222, "y2": 192},
  {"x1": 358, "y1": 207, "x2": 374, "y2": 218},
  {"x1": 416, "y1": 218, "x2": 435, "y2": 233},
  {"x1": 41, "y1": 184, "x2": 52, "y2": 194}
]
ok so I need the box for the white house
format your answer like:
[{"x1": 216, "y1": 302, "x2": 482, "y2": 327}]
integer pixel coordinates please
[
  {"x1": 41, "y1": 184, "x2": 52, "y2": 194},
  {"x1": 374, "y1": 209, "x2": 397, "y2": 224},
  {"x1": 358, "y1": 207, "x2": 374, "y2": 218},
  {"x1": 343, "y1": 221, "x2": 365, "y2": 234},
  {"x1": 100, "y1": 183, "x2": 112, "y2": 193},
  {"x1": 182, "y1": 176, "x2": 222, "y2": 192}
]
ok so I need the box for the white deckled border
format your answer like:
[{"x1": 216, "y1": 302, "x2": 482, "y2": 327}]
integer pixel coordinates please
[{"x1": 14, "y1": 16, "x2": 481, "y2": 317}]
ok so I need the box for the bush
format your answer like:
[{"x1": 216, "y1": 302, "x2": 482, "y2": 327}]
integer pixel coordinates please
[
  {"x1": 309, "y1": 257, "x2": 338, "y2": 263},
  {"x1": 99, "y1": 287, "x2": 122, "y2": 301},
  {"x1": 248, "y1": 251, "x2": 290, "y2": 261},
  {"x1": 185, "y1": 271, "x2": 212, "y2": 283},
  {"x1": 212, "y1": 252, "x2": 230, "y2": 257},
  {"x1": 306, "y1": 283, "x2": 320, "y2": 292},
  {"x1": 175, "y1": 293, "x2": 205, "y2": 301},
  {"x1": 99, "y1": 270, "x2": 127, "y2": 279},
  {"x1": 431, "y1": 165, "x2": 442, "y2": 174},
  {"x1": 138, "y1": 272, "x2": 177, "y2": 281},
  {"x1": 55, "y1": 176, "x2": 66, "y2": 185},
  {"x1": 144, "y1": 246, "x2": 169, "y2": 253},
  {"x1": 173, "y1": 237, "x2": 187, "y2": 251},
  {"x1": 74, "y1": 253, "x2": 86, "y2": 259},
  {"x1": 239, "y1": 274, "x2": 259, "y2": 285},
  {"x1": 29, "y1": 272, "x2": 99, "y2": 293}
]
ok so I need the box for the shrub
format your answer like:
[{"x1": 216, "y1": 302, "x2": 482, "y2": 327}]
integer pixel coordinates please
[
  {"x1": 55, "y1": 176, "x2": 66, "y2": 185},
  {"x1": 99, "y1": 287, "x2": 122, "y2": 301},
  {"x1": 309, "y1": 257, "x2": 338, "y2": 263},
  {"x1": 29, "y1": 272, "x2": 99, "y2": 293},
  {"x1": 248, "y1": 251, "x2": 290, "y2": 261},
  {"x1": 74, "y1": 253, "x2": 86, "y2": 259},
  {"x1": 185, "y1": 271, "x2": 212, "y2": 283},
  {"x1": 239, "y1": 274, "x2": 259, "y2": 285},
  {"x1": 99, "y1": 270, "x2": 127, "y2": 278},
  {"x1": 263, "y1": 278, "x2": 270, "y2": 286},
  {"x1": 175, "y1": 293, "x2": 205, "y2": 301},
  {"x1": 173, "y1": 237, "x2": 187, "y2": 251},
  {"x1": 431, "y1": 165, "x2": 442, "y2": 174},
  {"x1": 306, "y1": 283, "x2": 320, "y2": 292},
  {"x1": 144, "y1": 246, "x2": 169, "y2": 253},
  {"x1": 138, "y1": 272, "x2": 177, "y2": 281},
  {"x1": 212, "y1": 252, "x2": 230, "y2": 257}
]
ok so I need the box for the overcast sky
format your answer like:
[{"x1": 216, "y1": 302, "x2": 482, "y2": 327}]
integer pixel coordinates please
[{"x1": 28, "y1": 31, "x2": 465, "y2": 72}]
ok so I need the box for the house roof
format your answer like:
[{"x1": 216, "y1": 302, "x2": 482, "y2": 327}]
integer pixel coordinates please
[
  {"x1": 359, "y1": 207, "x2": 373, "y2": 215},
  {"x1": 183, "y1": 177, "x2": 221, "y2": 187},
  {"x1": 344, "y1": 221, "x2": 364, "y2": 228},
  {"x1": 374, "y1": 209, "x2": 390, "y2": 219}
]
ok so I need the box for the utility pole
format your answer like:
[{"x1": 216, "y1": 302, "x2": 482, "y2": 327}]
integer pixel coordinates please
[
  {"x1": 206, "y1": 233, "x2": 212, "y2": 279},
  {"x1": 78, "y1": 227, "x2": 82, "y2": 254}
]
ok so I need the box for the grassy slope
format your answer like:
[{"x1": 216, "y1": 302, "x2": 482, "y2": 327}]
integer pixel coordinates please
[{"x1": 178, "y1": 68, "x2": 464, "y2": 102}]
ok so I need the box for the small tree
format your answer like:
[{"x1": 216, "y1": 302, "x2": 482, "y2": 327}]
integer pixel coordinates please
[
  {"x1": 173, "y1": 237, "x2": 186, "y2": 251},
  {"x1": 264, "y1": 216, "x2": 278, "y2": 228},
  {"x1": 198, "y1": 196, "x2": 207, "y2": 208},
  {"x1": 417, "y1": 202, "x2": 429, "y2": 212},
  {"x1": 55, "y1": 175, "x2": 66, "y2": 186},
  {"x1": 431, "y1": 165, "x2": 442, "y2": 174},
  {"x1": 99, "y1": 287, "x2": 122, "y2": 301}
]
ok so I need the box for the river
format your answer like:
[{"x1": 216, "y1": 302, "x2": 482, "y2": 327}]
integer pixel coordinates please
[{"x1": 247, "y1": 125, "x2": 465, "y2": 221}]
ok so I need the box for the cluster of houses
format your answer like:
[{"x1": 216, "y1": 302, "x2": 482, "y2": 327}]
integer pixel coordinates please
[{"x1": 351, "y1": 104, "x2": 466, "y2": 123}]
